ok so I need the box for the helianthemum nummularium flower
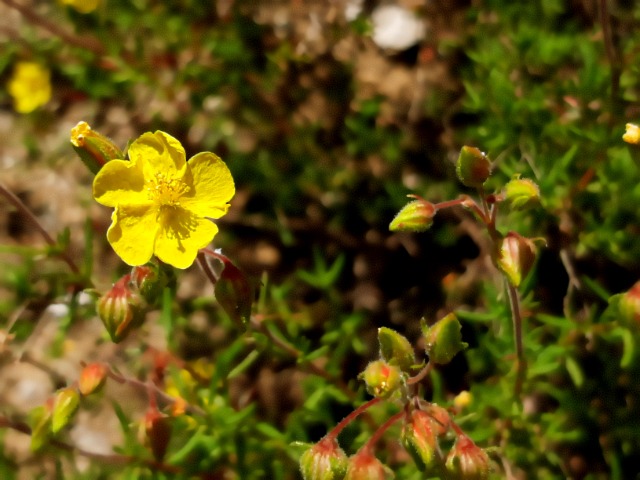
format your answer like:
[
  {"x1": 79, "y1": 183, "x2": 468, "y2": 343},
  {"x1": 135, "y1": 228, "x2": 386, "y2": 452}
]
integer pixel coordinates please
[
  {"x1": 93, "y1": 131, "x2": 235, "y2": 269},
  {"x1": 7, "y1": 62, "x2": 51, "y2": 114}
]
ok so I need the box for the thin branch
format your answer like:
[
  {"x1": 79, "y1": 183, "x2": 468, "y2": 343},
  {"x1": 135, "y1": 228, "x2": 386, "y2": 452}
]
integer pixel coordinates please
[
  {"x1": 0, "y1": 0, "x2": 105, "y2": 55},
  {"x1": 0, "y1": 181, "x2": 82, "y2": 277},
  {"x1": 326, "y1": 397, "x2": 382, "y2": 441},
  {"x1": 597, "y1": 0, "x2": 621, "y2": 109},
  {"x1": 106, "y1": 368, "x2": 206, "y2": 416}
]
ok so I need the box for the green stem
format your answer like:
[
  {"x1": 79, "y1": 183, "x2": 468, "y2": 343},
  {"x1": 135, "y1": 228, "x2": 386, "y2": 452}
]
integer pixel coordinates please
[{"x1": 507, "y1": 282, "x2": 526, "y2": 399}]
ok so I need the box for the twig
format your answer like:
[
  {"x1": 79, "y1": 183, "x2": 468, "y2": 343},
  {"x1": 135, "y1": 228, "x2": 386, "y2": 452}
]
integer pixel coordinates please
[
  {"x1": 106, "y1": 368, "x2": 206, "y2": 416},
  {"x1": 0, "y1": 181, "x2": 82, "y2": 277},
  {"x1": 597, "y1": 0, "x2": 621, "y2": 109},
  {"x1": 0, "y1": 0, "x2": 105, "y2": 55}
]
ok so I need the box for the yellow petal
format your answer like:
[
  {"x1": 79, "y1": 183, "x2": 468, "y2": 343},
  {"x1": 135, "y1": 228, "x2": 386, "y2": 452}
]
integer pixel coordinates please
[
  {"x1": 154, "y1": 209, "x2": 218, "y2": 269},
  {"x1": 181, "y1": 152, "x2": 235, "y2": 219},
  {"x1": 129, "y1": 131, "x2": 186, "y2": 179},
  {"x1": 93, "y1": 159, "x2": 150, "y2": 207},
  {"x1": 107, "y1": 205, "x2": 158, "y2": 266}
]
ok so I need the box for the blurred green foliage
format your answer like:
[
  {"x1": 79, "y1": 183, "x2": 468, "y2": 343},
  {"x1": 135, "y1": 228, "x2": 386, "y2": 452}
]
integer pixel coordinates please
[{"x1": 1, "y1": 0, "x2": 640, "y2": 478}]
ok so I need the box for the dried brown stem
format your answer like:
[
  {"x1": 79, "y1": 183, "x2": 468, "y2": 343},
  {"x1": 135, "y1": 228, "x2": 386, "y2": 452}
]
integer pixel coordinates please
[
  {"x1": 0, "y1": 181, "x2": 82, "y2": 278},
  {"x1": 0, "y1": 0, "x2": 105, "y2": 55}
]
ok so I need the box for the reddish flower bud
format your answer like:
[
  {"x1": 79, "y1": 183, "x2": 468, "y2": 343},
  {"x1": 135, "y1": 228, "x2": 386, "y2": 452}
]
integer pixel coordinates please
[
  {"x1": 456, "y1": 146, "x2": 491, "y2": 188},
  {"x1": 495, "y1": 232, "x2": 536, "y2": 288},
  {"x1": 378, "y1": 327, "x2": 415, "y2": 374},
  {"x1": 424, "y1": 403, "x2": 451, "y2": 436},
  {"x1": 209, "y1": 252, "x2": 254, "y2": 329},
  {"x1": 300, "y1": 436, "x2": 348, "y2": 480},
  {"x1": 619, "y1": 281, "x2": 640, "y2": 324},
  {"x1": 360, "y1": 360, "x2": 404, "y2": 399},
  {"x1": 79, "y1": 363, "x2": 108, "y2": 396},
  {"x1": 389, "y1": 198, "x2": 436, "y2": 232},
  {"x1": 344, "y1": 451, "x2": 394, "y2": 480},
  {"x1": 70, "y1": 121, "x2": 123, "y2": 174},
  {"x1": 401, "y1": 409, "x2": 443, "y2": 473},
  {"x1": 130, "y1": 264, "x2": 167, "y2": 305},
  {"x1": 145, "y1": 409, "x2": 172, "y2": 462},
  {"x1": 445, "y1": 435, "x2": 490, "y2": 480},
  {"x1": 96, "y1": 275, "x2": 146, "y2": 343},
  {"x1": 422, "y1": 313, "x2": 468, "y2": 365}
]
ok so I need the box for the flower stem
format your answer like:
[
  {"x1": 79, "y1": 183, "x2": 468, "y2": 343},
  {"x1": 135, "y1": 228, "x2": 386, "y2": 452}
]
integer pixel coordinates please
[
  {"x1": 407, "y1": 362, "x2": 433, "y2": 385},
  {"x1": 360, "y1": 410, "x2": 405, "y2": 456},
  {"x1": 507, "y1": 282, "x2": 526, "y2": 399},
  {"x1": 326, "y1": 397, "x2": 382, "y2": 441}
]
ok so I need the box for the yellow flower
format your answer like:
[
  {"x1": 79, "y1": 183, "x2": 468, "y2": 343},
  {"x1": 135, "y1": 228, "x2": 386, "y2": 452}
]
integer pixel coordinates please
[
  {"x1": 453, "y1": 390, "x2": 472, "y2": 410},
  {"x1": 93, "y1": 131, "x2": 235, "y2": 269},
  {"x1": 623, "y1": 123, "x2": 640, "y2": 145},
  {"x1": 7, "y1": 62, "x2": 51, "y2": 114},
  {"x1": 59, "y1": 0, "x2": 100, "y2": 14}
]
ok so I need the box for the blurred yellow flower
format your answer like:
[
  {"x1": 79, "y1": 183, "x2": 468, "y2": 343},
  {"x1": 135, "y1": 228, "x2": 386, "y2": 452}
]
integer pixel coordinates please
[
  {"x1": 623, "y1": 123, "x2": 640, "y2": 145},
  {"x1": 59, "y1": 0, "x2": 100, "y2": 14},
  {"x1": 453, "y1": 390, "x2": 472, "y2": 409},
  {"x1": 7, "y1": 62, "x2": 51, "y2": 114},
  {"x1": 93, "y1": 131, "x2": 235, "y2": 269}
]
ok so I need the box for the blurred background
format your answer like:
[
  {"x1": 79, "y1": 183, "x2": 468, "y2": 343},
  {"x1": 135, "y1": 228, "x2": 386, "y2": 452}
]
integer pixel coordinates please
[{"x1": 1, "y1": 0, "x2": 640, "y2": 478}]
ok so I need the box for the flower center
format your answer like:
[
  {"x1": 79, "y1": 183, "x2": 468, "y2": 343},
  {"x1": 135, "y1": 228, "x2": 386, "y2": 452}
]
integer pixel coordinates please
[{"x1": 146, "y1": 172, "x2": 190, "y2": 207}]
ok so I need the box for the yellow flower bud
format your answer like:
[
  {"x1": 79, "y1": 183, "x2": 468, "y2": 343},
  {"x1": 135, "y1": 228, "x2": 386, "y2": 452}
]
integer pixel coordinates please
[{"x1": 623, "y1": 123, "x2": 640, "y2": 145}]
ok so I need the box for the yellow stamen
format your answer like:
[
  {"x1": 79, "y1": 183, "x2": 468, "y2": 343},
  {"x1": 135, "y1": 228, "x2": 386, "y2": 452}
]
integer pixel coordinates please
[{"x1": 146, "y1": 172, "x2": 190, "y2": 207}]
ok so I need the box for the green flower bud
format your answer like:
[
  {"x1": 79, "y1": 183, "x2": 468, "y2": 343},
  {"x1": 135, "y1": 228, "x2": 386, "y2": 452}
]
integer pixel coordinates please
[
  {"x1": 52, "y1": 387, "x2": 80, "y2": 434},
  {"x1": 495, "y1": 232, "x2": 536, "y2": 288},
  {"x1": 70, "y1": 121, "x2": 123, "y2": 174},
  {"x1": 401, "y1": 409, "x2": 443, "y2": 473},
  {"x1": 445, "y1": 435, "x2": 490, "y2": 480},
  {"x1": 28, "y1": 400, "x2": 53, "y2": 452},
  {"x1": 422, "y1": 313, "x2": 468, "y2": 365},
  {"x1": 344, "y1": 451, "x2": 394, "y2": 480},
  {"x1": 456, "y1": 146, "x2": 491, "y2": 188},
  {"x1": 300, "y1": 437, "x2": 348, "y2": 480},
  {"x1": 130, "y1": 264, "x2": 167, "y2": 306},
  {"x1": 360, "y1": 360, "x2": 404, "y2": 399},
  {"x1": 503, "y1": 175, "x2": 540, "y2": 210},
  {"x1": 145, "y1": 409, "x2": 172, "y2": 462},
  {"x1": 378, "y1": 327, "x2": 415, "y2": 373},
  {"x1": 78, "y1": 363, "x2": 108, "y2": 396},
  {"x1": 96, "y1": 275, "x2": 146, "y2": 343},
  {"x1": 389, "y1": 198, "x2": 436, "y2": 232}
]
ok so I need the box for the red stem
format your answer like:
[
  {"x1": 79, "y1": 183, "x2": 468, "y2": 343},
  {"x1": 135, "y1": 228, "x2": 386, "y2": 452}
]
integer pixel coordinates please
[
  {"x1": 326, "y1": 397, "x2": 382, "y2": 441},
  {"x1": 360, "y1": 410, "x2": 405, "y2": 456}
]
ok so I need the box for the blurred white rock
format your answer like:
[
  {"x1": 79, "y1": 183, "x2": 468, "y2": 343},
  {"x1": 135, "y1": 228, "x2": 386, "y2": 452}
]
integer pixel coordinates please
[{"x1": 371, "y1": 4, "x2": 426, "y2": 52}]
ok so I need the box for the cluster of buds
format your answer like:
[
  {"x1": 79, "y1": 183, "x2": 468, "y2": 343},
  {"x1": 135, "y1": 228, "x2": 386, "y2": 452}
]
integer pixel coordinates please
[
  {"x1": 95, "y1": 264, "x2": 168, "y2": 343},
  {"x1": 300, "y1": 315, "x2": 491, "y2": 479}
]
